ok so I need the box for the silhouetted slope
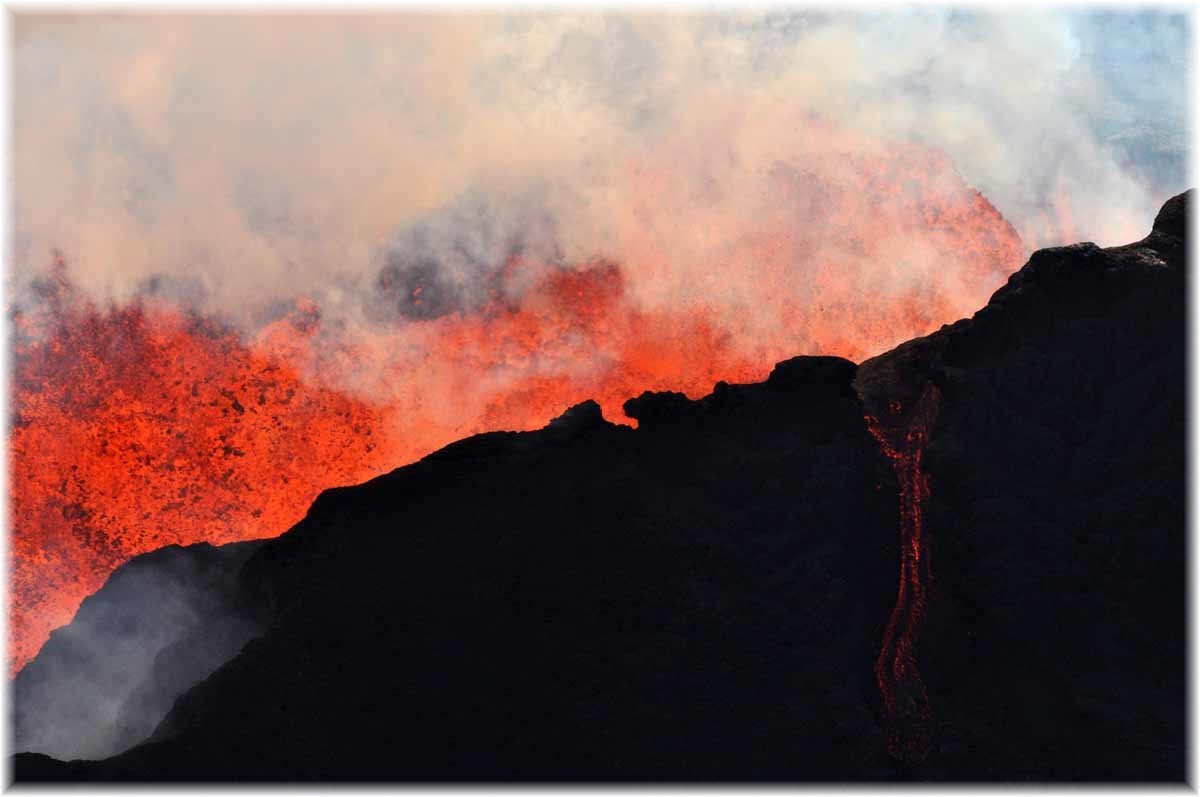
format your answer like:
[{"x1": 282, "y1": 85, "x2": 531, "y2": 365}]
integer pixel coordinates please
[
  {"x1": 17, "y1": 356, "x2": 900, "y2": 780},
  {"x1": 857, "y1": 190, "x2": 1187, "y2": 780},
  {"x1": 13, "y1": 193, "x2": 1187, "y2": 782}
]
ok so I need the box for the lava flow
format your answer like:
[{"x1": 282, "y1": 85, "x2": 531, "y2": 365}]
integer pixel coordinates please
[{"x1": 866, "y1": 384, "x2": 943, "y2": 764}]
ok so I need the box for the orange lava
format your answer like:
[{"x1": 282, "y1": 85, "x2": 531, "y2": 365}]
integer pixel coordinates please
[
  {"x1": 10, "y1": 258, "x2": 398, "y2": 670},
  {"x1": 866, "y1": 385, "x2": 942, "y2": 764},
  {"x1": 11, "y1": 136, "x2": 1025, "y2": 674}
]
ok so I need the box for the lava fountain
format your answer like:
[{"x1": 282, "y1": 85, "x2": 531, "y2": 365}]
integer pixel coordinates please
[{"x1": 11, "y1": 135, "x2": 1024, "y2": 674}]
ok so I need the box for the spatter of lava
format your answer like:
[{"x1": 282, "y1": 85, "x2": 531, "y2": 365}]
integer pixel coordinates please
[
  {"x1": 10, "y1": 261, "x2": 397, "y2": 670},
  {"x1": 11, "y1": 138, "x2": 1023, "y2": 673},
  {"x1": 866, "y1": 385, "x2": 943, "y2": 764}
]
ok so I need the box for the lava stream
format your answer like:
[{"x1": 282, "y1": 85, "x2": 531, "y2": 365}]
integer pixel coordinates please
[{"x1": 866, "y1": 384, "x2": 942, "y2": 764}]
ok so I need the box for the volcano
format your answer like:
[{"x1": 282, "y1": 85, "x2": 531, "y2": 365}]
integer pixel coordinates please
[
  {"x1": 8, "y1": 136, "x2": 1029, "y2": 677},
  {"x1": 11, "y1": 192, "x2": 1187, "y2": 782}
]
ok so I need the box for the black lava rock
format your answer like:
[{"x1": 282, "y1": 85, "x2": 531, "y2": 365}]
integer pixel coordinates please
[
  {"x1": 856, "y1": 191, "x2": 1188, "y2": 781},
  {"x1": 13, "y1": 192, "x2": 1188, "y2": 783},
  {"x1": 17, "y1": 355, "x2": 899, "y2": 781}
]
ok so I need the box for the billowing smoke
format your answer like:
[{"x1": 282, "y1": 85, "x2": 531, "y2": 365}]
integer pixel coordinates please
[
  {"x1": 368, "y1": 189, "x2": 564, "y2": 323},
  {"x1": 13, "y1": 11, "x2": 1186, "y2": 323},
  {"x1": 9, "y1": 11, "x2": 1189, "y2": 674}
]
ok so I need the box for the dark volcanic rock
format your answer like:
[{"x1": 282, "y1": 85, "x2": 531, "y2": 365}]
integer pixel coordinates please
[
  {"x1": 13, "y1": 540, "x2": 266, "y2": 762},
  {"x1": 856, "y1": 191, "x2": 1187, "y2": 780},
  {"x1": 13, "y1": 192, "x2": 1187, "y2": 783},
  {"x1": 17, "y1": 356, "x2": 900, "y2": 781}
]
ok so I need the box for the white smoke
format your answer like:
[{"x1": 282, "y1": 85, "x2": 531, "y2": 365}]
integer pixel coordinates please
[{"x1": 12, "y1": 10, "x2": 1187, "y2": 331}]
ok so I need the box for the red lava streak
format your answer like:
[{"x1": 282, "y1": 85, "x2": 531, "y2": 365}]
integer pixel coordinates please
[{"x1": 866, "y1": 384, "x2": 942, "y2": 764}]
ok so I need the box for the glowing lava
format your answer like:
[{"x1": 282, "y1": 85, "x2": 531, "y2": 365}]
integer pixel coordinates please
[
  {"x1": 10, "y1": 257, "x2": 400, "y2": 670},
  {"x1": 866, "y1": 385, "x2": 942, "y2": 764},
  {"x1": 11, "y1": 136, "x2": 1025, "y2": 674}
]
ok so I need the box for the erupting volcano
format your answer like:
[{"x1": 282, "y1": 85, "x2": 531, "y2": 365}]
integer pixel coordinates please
[
  {"x1": 10, "y1": 138, "x2": 1026, "y2": 673},
  {"x1": 10, "y1": 9, "x2": 1188, "y2": 783}
]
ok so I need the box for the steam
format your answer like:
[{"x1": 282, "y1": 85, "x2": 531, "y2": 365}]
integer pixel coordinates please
[
  {"x1": 368, "y1": 187, "x2": 565, "y2": 323},
  {"x1": 14, "y1": 10, "x2": 1186, "y2": 329},
  {"x1": 12, "y1": 542, "x2": 264, "y2": 761}
]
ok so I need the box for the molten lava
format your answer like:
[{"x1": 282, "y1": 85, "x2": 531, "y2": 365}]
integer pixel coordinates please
[
  {"x1": 10, "y1": 260, "x2": 399, "y2": 670},
  {"x1": 11, "y1": 139, "x2": 1025, "y2": 674},
  {"x1": 866, "y1": 385, "x2": 942, "y2": 764}
]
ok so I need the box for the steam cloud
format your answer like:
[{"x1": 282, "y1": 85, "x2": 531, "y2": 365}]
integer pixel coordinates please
[{"x1": 14, "y1": 11, "x2": 1187, "y2": 331}]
